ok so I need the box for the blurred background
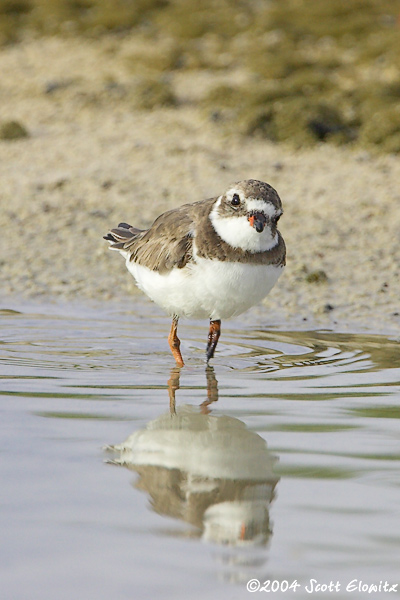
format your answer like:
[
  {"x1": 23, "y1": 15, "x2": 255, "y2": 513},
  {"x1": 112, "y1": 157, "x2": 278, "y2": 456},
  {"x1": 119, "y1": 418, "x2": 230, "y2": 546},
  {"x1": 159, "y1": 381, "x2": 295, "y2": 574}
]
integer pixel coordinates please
[
  {"x1": 1, "y1": 0, "x2": 400, "y2": 152},
  {"x1": 1, "y1": 0, "x2": 399, "y2": 329}
]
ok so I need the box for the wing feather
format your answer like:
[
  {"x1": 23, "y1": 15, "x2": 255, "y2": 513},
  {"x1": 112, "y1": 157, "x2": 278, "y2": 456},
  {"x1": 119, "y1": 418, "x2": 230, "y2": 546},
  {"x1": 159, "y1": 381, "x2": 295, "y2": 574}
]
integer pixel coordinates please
[{"x1": 104, "y1": 201, "x2": 211, "y2": 273}]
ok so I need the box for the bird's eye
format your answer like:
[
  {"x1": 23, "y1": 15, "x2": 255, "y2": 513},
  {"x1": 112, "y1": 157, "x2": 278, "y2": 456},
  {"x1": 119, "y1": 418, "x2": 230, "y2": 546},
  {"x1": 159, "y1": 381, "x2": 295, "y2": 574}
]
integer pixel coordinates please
[
  {"x1": 272, "y1": 213, "x2": 281, "y2": 224},
  {"x1": 231, "y1": 194, "x2": 240, "y2": 207}
]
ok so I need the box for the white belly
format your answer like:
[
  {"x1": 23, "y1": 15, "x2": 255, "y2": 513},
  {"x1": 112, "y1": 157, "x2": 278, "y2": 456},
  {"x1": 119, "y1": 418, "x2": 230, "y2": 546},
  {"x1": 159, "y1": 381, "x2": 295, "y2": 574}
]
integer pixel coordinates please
[{"x1": 126, "y1": 256, "x2": 284, "y2": 320}]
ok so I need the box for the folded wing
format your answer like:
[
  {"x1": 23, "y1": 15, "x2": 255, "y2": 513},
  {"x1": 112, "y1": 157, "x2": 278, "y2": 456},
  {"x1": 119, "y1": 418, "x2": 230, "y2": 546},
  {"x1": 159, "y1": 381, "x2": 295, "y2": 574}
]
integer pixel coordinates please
[{"x1": 104, "y1": 205, "x2": 195, "y2": 274}]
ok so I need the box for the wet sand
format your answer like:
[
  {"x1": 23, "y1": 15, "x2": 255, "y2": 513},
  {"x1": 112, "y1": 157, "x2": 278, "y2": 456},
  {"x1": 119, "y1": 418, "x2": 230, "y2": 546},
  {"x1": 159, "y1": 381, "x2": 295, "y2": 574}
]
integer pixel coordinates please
[{"x1": 1, "y1": 36, "x2": 399, "y2": 334}]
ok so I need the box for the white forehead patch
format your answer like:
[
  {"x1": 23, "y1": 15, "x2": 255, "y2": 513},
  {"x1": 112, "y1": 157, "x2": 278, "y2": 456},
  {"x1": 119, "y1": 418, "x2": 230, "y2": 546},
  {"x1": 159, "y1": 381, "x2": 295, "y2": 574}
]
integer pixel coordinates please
[
  {"x1": 245, "y1": 199, "x2": 277, "y2": 218},
  {"x1": 210, "y1": 199, "x2": 278, "y2": 253}
]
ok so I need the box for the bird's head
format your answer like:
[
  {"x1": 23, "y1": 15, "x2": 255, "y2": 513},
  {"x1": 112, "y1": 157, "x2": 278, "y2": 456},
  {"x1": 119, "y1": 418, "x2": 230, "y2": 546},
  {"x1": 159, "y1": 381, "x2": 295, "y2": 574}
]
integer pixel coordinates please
[{"x1": 210, "y1": 179, "x2": 283, "y2": 253}]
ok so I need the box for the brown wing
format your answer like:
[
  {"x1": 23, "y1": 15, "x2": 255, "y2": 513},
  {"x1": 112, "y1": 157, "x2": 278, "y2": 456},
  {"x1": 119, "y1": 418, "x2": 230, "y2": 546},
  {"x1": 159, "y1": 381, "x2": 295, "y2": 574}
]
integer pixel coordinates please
[{"x1": 104, "y1": 203, "x2": 201, "y2": 273}]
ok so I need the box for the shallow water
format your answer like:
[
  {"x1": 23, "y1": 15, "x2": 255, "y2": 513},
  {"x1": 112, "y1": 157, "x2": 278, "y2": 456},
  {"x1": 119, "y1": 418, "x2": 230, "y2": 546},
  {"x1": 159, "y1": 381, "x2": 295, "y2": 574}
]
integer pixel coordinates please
[{"x1": 1, "y1": 300, "x2": 399, "y2": 600}]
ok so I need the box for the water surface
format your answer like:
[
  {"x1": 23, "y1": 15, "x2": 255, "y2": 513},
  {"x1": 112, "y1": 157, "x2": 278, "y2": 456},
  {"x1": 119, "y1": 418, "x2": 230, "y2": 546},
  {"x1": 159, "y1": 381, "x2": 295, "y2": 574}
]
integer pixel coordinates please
[{"x1": 1, "y1": 300, "x2": 399, "y2": 599}]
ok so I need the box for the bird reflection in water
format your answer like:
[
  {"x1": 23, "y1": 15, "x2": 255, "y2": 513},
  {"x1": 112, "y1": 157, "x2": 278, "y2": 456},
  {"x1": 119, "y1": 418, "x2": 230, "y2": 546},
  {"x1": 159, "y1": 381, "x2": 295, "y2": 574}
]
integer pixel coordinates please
[{"x1": 105, "y1": 367, "x2": 279, "y2": 547}]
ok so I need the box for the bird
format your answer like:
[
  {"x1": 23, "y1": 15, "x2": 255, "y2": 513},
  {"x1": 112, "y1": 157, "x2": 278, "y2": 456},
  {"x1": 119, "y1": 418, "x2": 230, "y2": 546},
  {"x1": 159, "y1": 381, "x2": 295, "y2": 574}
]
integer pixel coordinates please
[{"x1": 104, "y1": 179, "x2": 286, "y2": 367}]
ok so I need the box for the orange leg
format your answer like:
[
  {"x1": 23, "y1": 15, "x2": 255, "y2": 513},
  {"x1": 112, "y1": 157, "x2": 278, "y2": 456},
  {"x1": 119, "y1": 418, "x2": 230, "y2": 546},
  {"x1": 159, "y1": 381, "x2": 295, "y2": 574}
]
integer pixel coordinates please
[
  {"x1": 168, "y1": 315, "x2": 184, "y2": 367},
  {"x1": 206, "y1": 319, "x2": 221, "y2": 362}
]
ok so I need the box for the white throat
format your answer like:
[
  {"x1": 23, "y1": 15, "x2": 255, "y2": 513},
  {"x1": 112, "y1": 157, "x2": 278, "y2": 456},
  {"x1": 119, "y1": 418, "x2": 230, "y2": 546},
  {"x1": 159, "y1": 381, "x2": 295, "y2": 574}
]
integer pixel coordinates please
[{"x1": 210, "y1": 197, "x2": 278, "y2": 253}]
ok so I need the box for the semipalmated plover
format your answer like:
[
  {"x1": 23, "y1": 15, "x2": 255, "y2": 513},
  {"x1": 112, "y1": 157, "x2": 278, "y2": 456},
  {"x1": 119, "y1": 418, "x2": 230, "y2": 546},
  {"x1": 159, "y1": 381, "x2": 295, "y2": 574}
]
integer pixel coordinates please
[{"x1": 104, "y1": 179, "x2": 285, "y2": 366}]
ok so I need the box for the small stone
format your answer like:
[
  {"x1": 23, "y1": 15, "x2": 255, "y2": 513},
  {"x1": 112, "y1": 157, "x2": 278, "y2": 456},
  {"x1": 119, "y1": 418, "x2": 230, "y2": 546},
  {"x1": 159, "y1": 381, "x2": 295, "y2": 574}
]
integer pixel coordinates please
[
  {"x1": 0, "y1": 120, "x2": 29, "y2": 140},
  {"x1": 89, "y1": 209, "x2": 108, "y2": 219},
  {"x1": 324, "y1": 303, "x2": 335, "y2": 312},
  {"x1": 53, "y1": 178, "x2": 67, "y2": 189},
  {"x1": 102, "y1": 180, "x2": 113, "y2": 189},
  {"x1": 44, "y1": 80, "x2": 72, "y2": 94}
]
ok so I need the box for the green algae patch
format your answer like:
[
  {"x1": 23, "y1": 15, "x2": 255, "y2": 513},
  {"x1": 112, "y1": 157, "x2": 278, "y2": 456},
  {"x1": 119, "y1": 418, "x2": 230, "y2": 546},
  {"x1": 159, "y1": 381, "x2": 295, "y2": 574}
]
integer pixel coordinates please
[
  {"x1": 1, "y1": 0, "x2": 400, "y2": 153},
  {"x1": 202, "y1": 84, "x2": 356, "y2": 147},
  {"x1": 305, "y1": 270, "x2": 329, "y2": 285}
]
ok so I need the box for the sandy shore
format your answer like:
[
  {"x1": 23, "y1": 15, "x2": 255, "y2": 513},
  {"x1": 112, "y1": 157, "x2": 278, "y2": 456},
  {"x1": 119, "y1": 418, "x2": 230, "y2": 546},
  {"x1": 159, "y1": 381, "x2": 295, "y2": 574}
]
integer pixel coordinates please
[{"x1": 1, "y1": 36, "x2": 399, "y2": 334}]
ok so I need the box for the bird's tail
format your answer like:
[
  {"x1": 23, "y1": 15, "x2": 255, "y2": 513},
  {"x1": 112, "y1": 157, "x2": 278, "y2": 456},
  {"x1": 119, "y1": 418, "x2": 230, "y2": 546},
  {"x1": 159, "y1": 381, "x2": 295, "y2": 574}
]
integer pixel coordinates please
[{"x1": 103, "y1": 222, "x2": 143, "y2": 251}]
